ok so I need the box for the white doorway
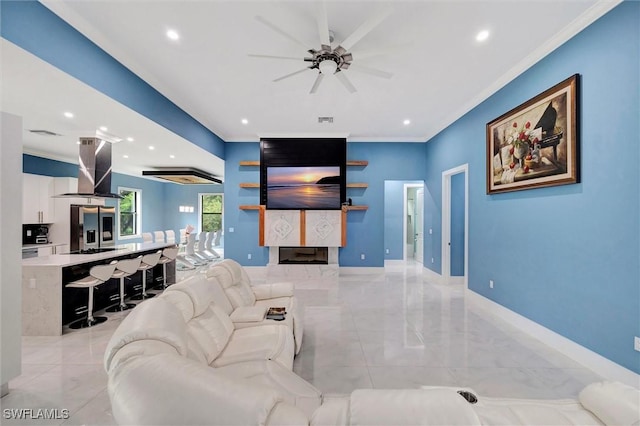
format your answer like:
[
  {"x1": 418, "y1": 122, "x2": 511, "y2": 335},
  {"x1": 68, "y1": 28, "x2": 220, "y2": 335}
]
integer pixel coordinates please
[
  {"x1": 403, "y1": 183, "x2": 424, "y2": 263},
  {"x1": 441, "y1": 165, "x2": 468, "y2": 287}
]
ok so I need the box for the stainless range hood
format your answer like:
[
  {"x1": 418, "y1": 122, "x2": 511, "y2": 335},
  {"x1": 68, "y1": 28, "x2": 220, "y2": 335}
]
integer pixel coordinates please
[{"x1": 55, "y1": 137, "x2": 123, "y2": 199}]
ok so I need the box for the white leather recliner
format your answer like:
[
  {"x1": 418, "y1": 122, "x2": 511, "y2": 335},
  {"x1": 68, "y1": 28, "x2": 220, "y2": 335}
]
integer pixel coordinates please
[{"x1": 209, "y1": 259, "x2": 304, "y2": 354}]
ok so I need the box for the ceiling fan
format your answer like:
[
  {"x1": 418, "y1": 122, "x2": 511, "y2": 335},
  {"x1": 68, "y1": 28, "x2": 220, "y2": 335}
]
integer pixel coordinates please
[{"x1": 250, "y1": 3, "x2": 394, "y2": 94}]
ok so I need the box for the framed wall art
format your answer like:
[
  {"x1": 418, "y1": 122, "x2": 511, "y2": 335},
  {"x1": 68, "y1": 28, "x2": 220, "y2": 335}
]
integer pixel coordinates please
[{"x1": 486, "y1": 74, "x2": 579, "y2": 194}]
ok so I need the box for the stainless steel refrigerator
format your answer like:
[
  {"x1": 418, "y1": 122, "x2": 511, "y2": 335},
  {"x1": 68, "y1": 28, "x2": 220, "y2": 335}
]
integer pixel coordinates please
[{"x1": 69, "y1": 205, "x2": 116, "y2": 252}]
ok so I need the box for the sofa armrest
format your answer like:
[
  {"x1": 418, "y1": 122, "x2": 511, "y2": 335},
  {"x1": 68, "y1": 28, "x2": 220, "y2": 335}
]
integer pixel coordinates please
[
  {"x1": 108, "y1": 353, "x2": 285, "y2": 425},
  {"x1": 252, "y1": 282, "x2": 295, "y2": 300},
  {"x1": 230, "y1": 306, "x2": 268, "y2": 324},
  {"x1": 579, "y1": 381, "x2": 640, "y2": 425},
  {"x1": 348, "y1": 389, "x2": 480, "y2": 426}
]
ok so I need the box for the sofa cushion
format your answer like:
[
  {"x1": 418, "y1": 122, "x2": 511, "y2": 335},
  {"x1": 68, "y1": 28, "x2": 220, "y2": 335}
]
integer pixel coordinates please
[
  {"x1": 104, "y1": 298, "x2": 187, "y2": 373},
  {"x1": 187, "y1": 304, "x2": 235, "y2": 365},
  {"x1": 213, "y1": 324, "x2": 295, "y2": 370},
  {"x1": 216, "y1": 260, "x2": 257, "y2": 307},
  {"x1": 159, "y1": 288, "x2": 194, "y2": 321}
]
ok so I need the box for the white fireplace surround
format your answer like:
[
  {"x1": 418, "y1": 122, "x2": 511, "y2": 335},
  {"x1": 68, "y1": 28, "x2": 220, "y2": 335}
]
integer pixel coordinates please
[
  {"x1": 267, "y1": 246, "x2": 339, "y2": 278},
  {"x1": 264, "y1": 210, "x2": 342, "y2": 277}
]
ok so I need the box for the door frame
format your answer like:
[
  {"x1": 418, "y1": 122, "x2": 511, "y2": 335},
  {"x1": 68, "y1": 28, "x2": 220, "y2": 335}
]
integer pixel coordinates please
[
  {"x1": 441, "y1": 164, "x2": 468, "y2": 287},
  {"x1": 403, "y1": 183, "x2": 424, "y2": 261}
]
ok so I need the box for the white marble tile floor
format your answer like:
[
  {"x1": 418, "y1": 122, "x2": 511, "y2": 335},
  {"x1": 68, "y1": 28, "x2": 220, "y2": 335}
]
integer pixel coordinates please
[{"x1": 1, "y1": 261, "x2": 604, "y2": 424}]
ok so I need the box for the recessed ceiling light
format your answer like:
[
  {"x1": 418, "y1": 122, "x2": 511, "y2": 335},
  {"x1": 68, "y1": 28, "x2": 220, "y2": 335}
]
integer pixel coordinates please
[
  {"x1": 99, "y1": 126, "x2": 108, "y2": 131},
  {"x1": 169, "y1": 154, "x2": 175, "y2": 159},
  {"x1": 64, "y1": 112, "x2": 74, "y2": 118},
  {"x1": 148, "y1": 146, "x2": 155, "y2": 150},
  {"x1": 403, "y1": 119, "x2": 411, "y2": 125},
  {"x1": 241, "y1": 118, "x2": 249, "y2": 125},
  {"x1": 126, "y1": 137, "x2": 134, "y2": 142},
  {"x1": 123, "y1": 155, "x2": 129, "y2": 159},
  {"x1": 166, "y1": 29, "x2": 180, "y2": 41},
  {"x1": 476, "y1": 30, "x2": 490, "y2": 42}
]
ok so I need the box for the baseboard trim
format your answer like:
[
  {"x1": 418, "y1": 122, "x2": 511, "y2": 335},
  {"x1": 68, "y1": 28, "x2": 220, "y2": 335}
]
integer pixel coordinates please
[{"x1": 466, "y1": 289, "x2": 640, "y2": 387}]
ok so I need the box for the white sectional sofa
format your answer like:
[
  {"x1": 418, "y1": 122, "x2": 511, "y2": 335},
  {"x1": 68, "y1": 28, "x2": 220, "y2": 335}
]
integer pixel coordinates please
[{"x1": 104, "y1": 262, "x2": 640, "y2": 425}]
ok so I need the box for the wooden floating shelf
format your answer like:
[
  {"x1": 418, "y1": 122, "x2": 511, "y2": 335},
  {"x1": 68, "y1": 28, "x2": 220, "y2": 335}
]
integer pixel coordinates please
[
  {"x1": 239, "y1": 182, "x2": 260, "y2": 188},
  {"x1": 342, "y1": 205, "x2": 368, "y2": 211},
  {"x1": 239, "y1": 161, "x2": 260, "y2": 166},
  {"x1": 239, "y1": 205, "x2": 262, "y2": 210},
  {"x1": 347, "y1": 183, "x2": 368, "y2": 188}
]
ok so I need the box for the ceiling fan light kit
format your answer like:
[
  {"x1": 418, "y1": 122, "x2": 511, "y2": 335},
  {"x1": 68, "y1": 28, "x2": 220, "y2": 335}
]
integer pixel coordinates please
[{"x1": 252, "y1": 3, "x2": 394, "y2": 94}]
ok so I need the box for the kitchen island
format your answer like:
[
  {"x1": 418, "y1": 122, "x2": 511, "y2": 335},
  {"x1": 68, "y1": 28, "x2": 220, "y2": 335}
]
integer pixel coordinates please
[{"x1": 22, "y1": 242, "x2": 177, "y2": 336}]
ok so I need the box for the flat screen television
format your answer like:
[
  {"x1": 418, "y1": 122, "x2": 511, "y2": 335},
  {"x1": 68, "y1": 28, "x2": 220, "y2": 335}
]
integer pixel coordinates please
[{"x1": 266, "y1": 166, "x2": 342, "y2": 209}]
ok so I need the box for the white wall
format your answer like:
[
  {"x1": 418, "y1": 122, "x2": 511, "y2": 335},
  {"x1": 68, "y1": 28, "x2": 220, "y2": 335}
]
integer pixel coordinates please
[{"x1": 1, "y1": 112, "x2": 23, "y2": 394}]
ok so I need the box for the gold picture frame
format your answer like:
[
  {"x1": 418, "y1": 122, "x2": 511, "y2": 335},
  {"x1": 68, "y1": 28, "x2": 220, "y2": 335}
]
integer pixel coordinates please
[{"x1": 486, "y1": 74, "x2": 579, "y2": 194}]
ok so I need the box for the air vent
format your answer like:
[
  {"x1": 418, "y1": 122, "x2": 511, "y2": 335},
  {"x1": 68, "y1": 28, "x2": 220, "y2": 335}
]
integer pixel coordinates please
[
  {"x1": 29, "y1": 129, "x2": 61, "y2": 136},
  {"x1": 318, "y1": 116, "x2": 334, "y2": 124}
]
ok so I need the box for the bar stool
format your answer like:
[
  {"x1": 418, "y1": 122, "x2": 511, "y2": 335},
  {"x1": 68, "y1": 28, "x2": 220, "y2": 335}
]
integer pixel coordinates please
[
  {"x1": 130, "y1": 251, "x2": 162, "y2": 300},
  {"x1": 154, "y1": 230, "x2": 165, "y2": 243},
  {"x1": 156, "y1": 246, "x2": 179, "y2": 290},
  {"x1": 106, "y1": 257, "x2": 142, "y2": 312},
  {"x1": 66, "y1": 263, "x2": 117, "y2": 329}
]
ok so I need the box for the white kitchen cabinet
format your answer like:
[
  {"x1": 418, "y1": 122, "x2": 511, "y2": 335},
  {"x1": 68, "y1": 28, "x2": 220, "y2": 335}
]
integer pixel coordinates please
[
  {"x1": 36, "y1": 244, "x2": 69, "y2": 256},
  {"x1": 22, "y1": 173, "x2": 55, "y2": 224}
]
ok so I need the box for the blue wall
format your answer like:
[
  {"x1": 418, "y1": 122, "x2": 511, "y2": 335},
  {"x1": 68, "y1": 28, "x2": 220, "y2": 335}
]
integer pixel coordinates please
[
  {"x1": 223, "y1": 143, "x2": 268, "y2": 266},
  {"x1": 164, "y1": 182, "x2": 225, "y2": 241},
  {"x1": 1, "y1": 1, "x2": 225, "y2": 159},
  {"x1": 424, "y1": 2, "x2": 639, "y2": 373},
  {"x1": 223, "y1": 142, "x2": 427, "y2": 267}
]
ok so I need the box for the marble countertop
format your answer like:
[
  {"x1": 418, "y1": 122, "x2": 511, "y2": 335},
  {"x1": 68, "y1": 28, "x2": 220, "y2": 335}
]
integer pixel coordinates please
[
  {"x1": 22, "y1": 243, "x2": 65, "y2": 250},
  {"x1": 22, "y1": 242, "x2": 176, "y2": 267}
]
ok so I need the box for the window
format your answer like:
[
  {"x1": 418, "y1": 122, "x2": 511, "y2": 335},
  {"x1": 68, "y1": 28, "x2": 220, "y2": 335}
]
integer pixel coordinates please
[
  {"x1": 118, "y1": 187, "x2": 141, "y2": 238},
  {"x1": 200, "y1": 194, "x2": 222, "y2": 233}
]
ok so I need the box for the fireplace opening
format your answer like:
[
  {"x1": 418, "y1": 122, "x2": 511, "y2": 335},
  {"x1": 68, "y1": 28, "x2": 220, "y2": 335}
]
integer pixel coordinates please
[{"x1": 279, "y1": 247, "x2": 328, "y2": 265}]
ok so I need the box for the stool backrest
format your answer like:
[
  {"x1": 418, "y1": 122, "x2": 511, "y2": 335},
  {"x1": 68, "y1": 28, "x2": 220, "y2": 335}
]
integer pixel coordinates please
[
  {"x1": 162, "y1": 246, "x2": 179, "y2": 261},
  {"x1": 165, "y1": 230, "x2": 176, "y2": 244},
  {"x1": 142, "y1": 232, "x2": 153, "y2": 243},
  {"x1": 142, "y1": 251, "x2": 162, "y2": 267},
  {"x1": 115, "y1": 257, "x2": 142, "y2": 275},
  {"x1": 90, "y1": 263, "x2": 118, "y2": 282},
  {"x1": 205, "y1": 231, "x2": 215, "y2": 250},
  {"x1": 154, "y1": 231, "x2": 165, "y2": 243}
]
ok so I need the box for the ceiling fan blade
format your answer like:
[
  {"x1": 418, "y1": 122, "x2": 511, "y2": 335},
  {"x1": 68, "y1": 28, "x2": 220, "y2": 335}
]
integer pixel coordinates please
[
  {"x1": 349, "y1": 63, "x2": 393, "y2": 79},
  {"x1": 316, "y1": 1, "x2": 331, "y2": 46},
  {"x1": 248, "y1": 54, "x2": 303, "y2": 61},
  {"x1": 273, "y1": 67, "x2": 310, "y2": 82},
  {"x1": 335, "y1": 71, "x2": 357, "y2": 94},
  {"x1": 309, "y1": 73, "x2": 325, "y2": 94},
  {"x1": 255, "y1": 16, "x2": 309, "y2": 50},
  {"x1": 337, "y1": 6, "x2": 392, "y2": 51}
]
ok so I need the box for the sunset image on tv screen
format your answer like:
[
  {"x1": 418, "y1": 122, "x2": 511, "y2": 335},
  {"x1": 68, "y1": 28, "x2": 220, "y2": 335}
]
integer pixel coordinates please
[{"x1": 267, "y1": 166, "x2": 340, "y2": 209}]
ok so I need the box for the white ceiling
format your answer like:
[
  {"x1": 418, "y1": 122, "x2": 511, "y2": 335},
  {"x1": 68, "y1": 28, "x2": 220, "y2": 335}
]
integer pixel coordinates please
[{"x1": 2, "y1": 0, "x2": 619, "y2": 180}]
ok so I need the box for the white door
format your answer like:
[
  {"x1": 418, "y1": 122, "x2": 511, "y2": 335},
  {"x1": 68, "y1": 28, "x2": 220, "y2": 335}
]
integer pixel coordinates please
[
  {"x1": 415, "y1": 188, "x2": 424, "y2": 264},
  {"x1": 441, "y1": 164, "x2": 468, "y2": 287}
]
